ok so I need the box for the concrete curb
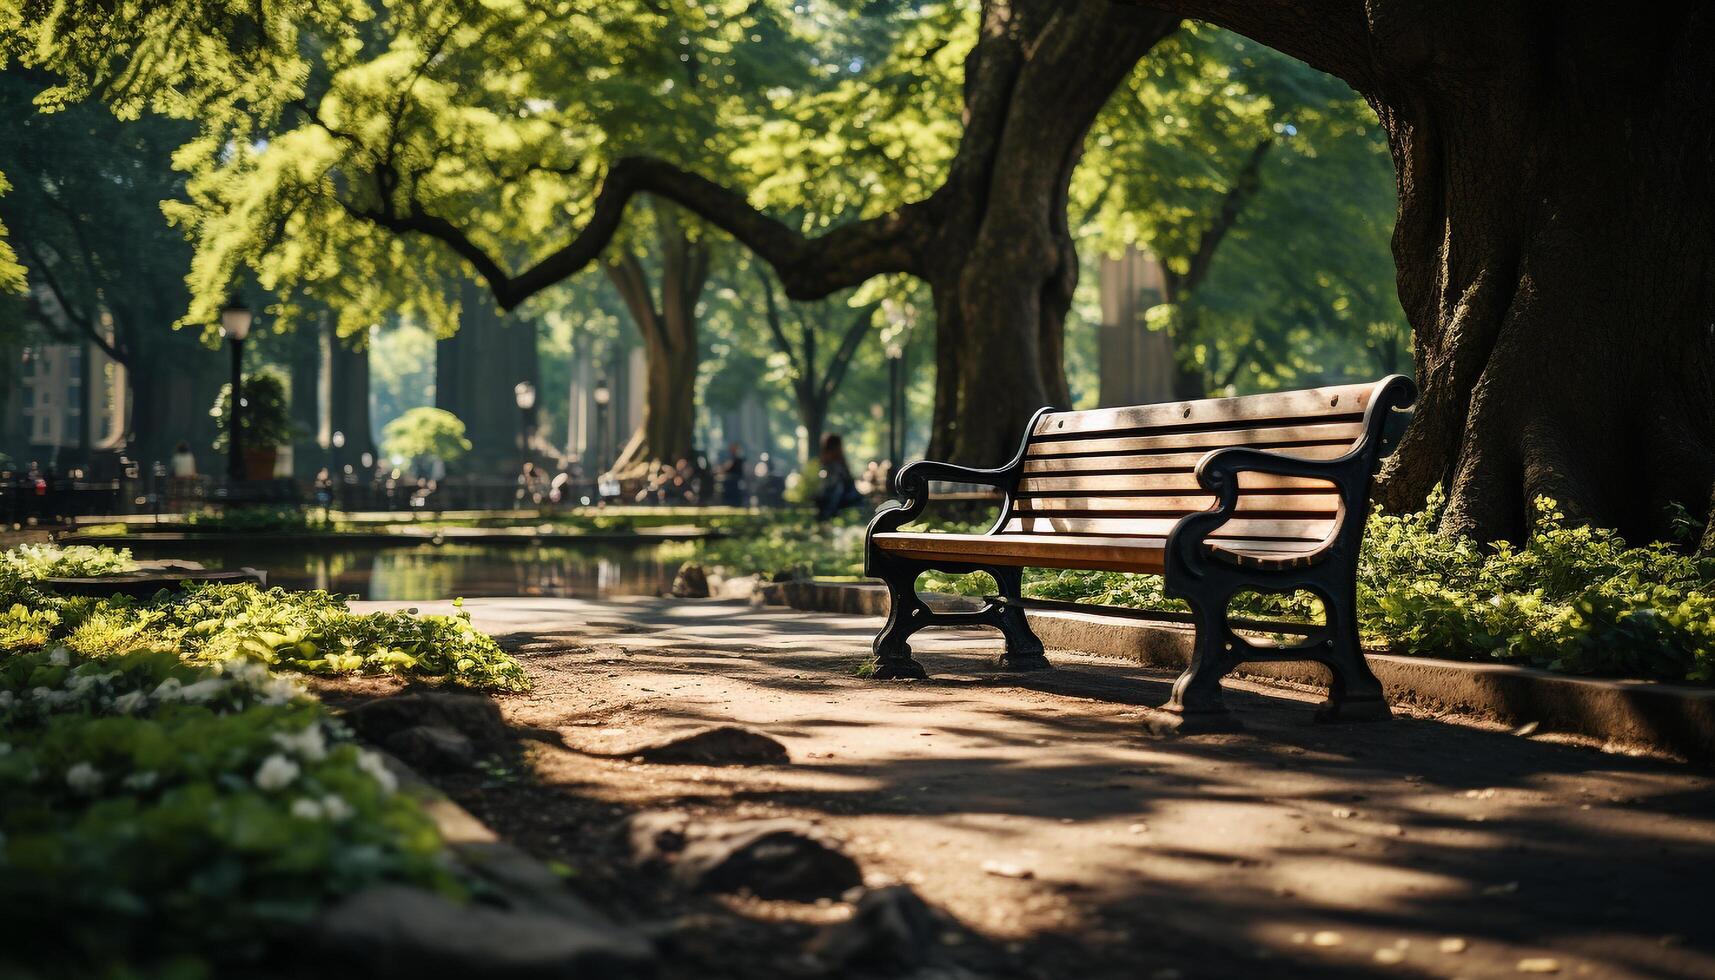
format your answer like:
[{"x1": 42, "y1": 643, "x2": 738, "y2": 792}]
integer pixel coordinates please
[{"x1": 758, "y1": 579, "x2": 1715, "y2": 766}]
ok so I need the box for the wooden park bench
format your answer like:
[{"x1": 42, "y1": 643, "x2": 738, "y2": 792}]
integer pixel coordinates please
[{"x1": 863, "y1": 375, "x2": 1417, "y2": 727}]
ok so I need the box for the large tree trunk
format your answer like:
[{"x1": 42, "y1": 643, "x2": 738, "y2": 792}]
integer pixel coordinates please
[
  {"x1": 1131, "y1": 0, "x2": 1715, "y2": 544},
  {"x1": 922, "y1": 1, "x2": 1179, "y2": 464},
  {"x1": 1369, "y1": 10, "x2": 1715, "y2": 544},
  {"x1": 603, "y1": 206, "x2": 709, "y2": 472}
]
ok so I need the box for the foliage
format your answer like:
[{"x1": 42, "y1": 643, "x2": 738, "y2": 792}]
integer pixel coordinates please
[
  {"x1": 663, "y1": 513, "x2": 870, "y2": 579},
  {"x1": 1077, "y1": 25, "x2": 1406, "y2": 393},
  {"x1": 1, "y1": 544, "x2": 136, "y2": 581},
  {"x1": 0, "y1": 644, "x2": 459, "y2": 974},
  {"x1": 0, "y1": 546, "x2": 528, "y2": 690},
  {"x1": 1003, "y1": 493, "x2": 1715, "y2": 682},
  {"x1": 186, "y1": 506, "x2": 323, "y2": 534},
  {"x1": 210, "y1": 369, "x2": 299, "y2": 452},
  {"x1": 381, "y1": 407, "x2": 472, "y2": 466}
]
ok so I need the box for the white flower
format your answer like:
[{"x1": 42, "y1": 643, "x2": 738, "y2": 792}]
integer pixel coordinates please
[
  {"x1": 30, "y1": 687, "x2": 70, "y2": 709},
  {"x1": 258, "y1": 677, "x2": 303, "y2": 706},
  {"x1": 0, "y1": 691, "x2": 13, "y2": 711},
  {"x1": 66, "y1": 762, "x2": 103, "y2": 794},
  {"x1": 66, "y1": 672, "x2": 106, "y2": 697},
  {"x1": 121, "y1": 771, "x2": 158, "y2": 792},
  {"x1": 290, "y1": 797, "x2": 325, "y2": 820},
  {"x1": 0, "y1": 742, "x2": 10, "y2": 756},
  {"x1": 320, "y1": 794, "x2": 354, "y2": 821},
  {"x1": 254, "y1": 753, "x2": 300, "y2": 792},
  {"x1": 111, "y1": 689, "x2": 149, "y2": 715},
  {"x1": 273, "y1": 724, "x2": 328, "y2": 761},
  {"x1": 151, "y1": 677, "x2": 183, "y2": 700},
  {"x1": 175, "y1": 678, "x2": 228, "y2": 703},
  {"x1": 222, "y1": 659, "x2": 270, "y2": 685},
  {"x1": 356, "y1": 750, "x2": 397, "y2": 795},
  {"x1": 46, "y1": 647, "x2": 70, "y2": 667}
]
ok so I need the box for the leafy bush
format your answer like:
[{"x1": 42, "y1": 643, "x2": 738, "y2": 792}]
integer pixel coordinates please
[
  {"x1": 381, "y1": 407, "x2": 473, "y2": 467},
  {"x1": 186, "y1": 506, "x2": 324, "y2": 534},
  {"x1": 0, "y1": 645, "x2": 458, "y2": 973},
  {"x1": 1, "y1": 544, "x2": 135, "y2": 581}
]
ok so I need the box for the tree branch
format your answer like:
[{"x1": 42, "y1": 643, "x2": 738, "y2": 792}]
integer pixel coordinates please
[
  {"x1": 348, "y1": 156, "x2": 932, "y2": 311},
  {"x1": 818, "y1": 303, "x2": 877, "y2": 408},
  {"x1": 1182, "y1": 137, "x2": 1273, "y2": 293},
  {"x1": 753, "y1": 265, "x2": 802, "y2": 378},
  {"x1": 1111, "y1": 0, "x2": 1375, "y2": 92}
]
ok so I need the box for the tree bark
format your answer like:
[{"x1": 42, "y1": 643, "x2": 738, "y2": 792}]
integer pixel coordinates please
[
  {"x1": 1124, "y1": 0, "x2": 1715, "y2": 543},
  {"x1": 602, "y1": 206, "x2": 709, "y2": 471},
  {"x1": 436, "y1": 280, "x2": 538, "y2": 471}
]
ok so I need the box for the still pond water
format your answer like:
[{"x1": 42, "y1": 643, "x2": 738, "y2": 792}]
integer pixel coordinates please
[{"x1": 125, "y1": 541, "x2": 680, "y2": 601}]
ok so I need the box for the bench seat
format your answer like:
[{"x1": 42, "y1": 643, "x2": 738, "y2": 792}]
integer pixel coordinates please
[
  {"x1": 861, "y1": 374, "x2": 1418, "y2": 727},
  {"x1": 870, "y1": 531, "x2": 1324, "y2": 573}
]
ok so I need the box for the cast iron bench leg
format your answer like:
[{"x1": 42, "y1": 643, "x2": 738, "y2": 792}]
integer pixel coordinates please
[
  {"x1": 991, "y1": 566, "x2": 1050, "y2": 671},
  {"x1": 1313, "y1": 589, "x2": 1391, "y2": 722},
  {"x1": 869, "y1": 558, "x2": 929, "y2": 679},
  {"x1": 1164, "y1": 590, "x2": 1243, "y2": 727}
]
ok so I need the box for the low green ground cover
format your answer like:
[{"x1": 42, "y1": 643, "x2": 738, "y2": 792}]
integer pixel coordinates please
[
  {"x1": 0, "y1": 545, "x2": 526, "y2": 976},
  {"x1": 684, "y1": 496, "x2": 1715, "y2": 683}
]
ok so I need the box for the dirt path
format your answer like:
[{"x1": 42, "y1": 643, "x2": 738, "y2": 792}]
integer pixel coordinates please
[{"x1": 352, "y1": 596, "x2": 1715, "y2": 979}]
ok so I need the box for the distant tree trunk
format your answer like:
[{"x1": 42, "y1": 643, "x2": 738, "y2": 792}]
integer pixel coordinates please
[
  {"x1": 329, "y1": 335, "x2": 376, "y2": 466},
  {"x1": 755, "y1": 268, "x2": 875, "y2": 466},
  {"x1": 436, "y1": 280, "x2": 538, "y2": 471},
  {"x1": 603, "y1": 205, "x2": 709, "y2": 472},
  {"x1": 1132, "y1": 0, "x2": 1715, "y2": 544}
]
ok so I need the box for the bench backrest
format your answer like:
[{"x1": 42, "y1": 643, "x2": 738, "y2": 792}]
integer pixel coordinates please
[{"x1": 1002, "y1": 380, "x2": 1393, "y2": 548}]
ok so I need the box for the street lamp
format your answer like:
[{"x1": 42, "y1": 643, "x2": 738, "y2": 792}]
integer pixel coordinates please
[
  {"x1": 219, "y1": 295, "x2": 253, "y2": 481},
  {"x1": 592, "y1": 377, "x2": 612, "y2": 476},
  {"x1": 513, "y1": 381, "x2": 537, "y2": 471},
  {"x1": 885, "y1": 342, "x2": 905, "y2": 466}
]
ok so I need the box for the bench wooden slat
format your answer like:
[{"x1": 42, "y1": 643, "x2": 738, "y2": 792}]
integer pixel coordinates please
[
  {"x1": 1032, "y1": 382, "x2": 1377, "y2": 440},
  {"x1": 1024, "y1": 421, "x2": 1365, "y2": 458},
  {"x1": 1017, "y1": 472, "x2": 1339, "y2": 495},
  {"x1": 1012, "y1": 492, "x2": 1341, "y2": 515},
  {"x1": 1002, "y1": 515, "x2": 1335, "y2": 540},
  {"x1": 1020, "y1": 442, "x2": 1348, "y2": 475},
  {"x1": 872, "y1": 531, "x2": 1319, "y2": 574}
]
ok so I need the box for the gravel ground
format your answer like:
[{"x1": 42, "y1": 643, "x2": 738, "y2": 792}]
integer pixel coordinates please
[{"x1": 337, "y1": 596, "x2": 1715, "y2": 979}]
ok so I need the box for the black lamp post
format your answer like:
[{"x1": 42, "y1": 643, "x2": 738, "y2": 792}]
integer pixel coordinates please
[
  {"x1": 220, "y1": 295, "x2": 253, "y2": 481},
  {"x1": 886, "y1": 342, "x2": 905, "y2": 465},
  {"x1": 592, "y1": 377, "x2": 612, "y2": 476},
  {"x1": 513, "y1": 381, "x2": 537, "y2": 471}
]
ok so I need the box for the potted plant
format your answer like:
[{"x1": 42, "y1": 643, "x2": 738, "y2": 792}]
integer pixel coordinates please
[{"x1": 211, "y1": 370, "x2": 298, "y2": 479}]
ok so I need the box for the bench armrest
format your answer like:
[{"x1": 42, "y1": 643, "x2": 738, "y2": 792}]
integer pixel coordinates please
[
  {"x1": 864, "y1": 408, "x2": 1054, "y2": 573},
  {"x1": 1167, "y1": 375, "x2": 1417, "y2": 582}
]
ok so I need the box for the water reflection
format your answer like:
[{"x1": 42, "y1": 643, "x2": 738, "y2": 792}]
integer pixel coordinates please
[{"x1": 132, "y1": 542, "x2": 678, "y2": 600}]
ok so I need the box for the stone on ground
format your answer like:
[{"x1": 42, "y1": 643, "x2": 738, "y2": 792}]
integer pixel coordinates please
[
  {"x1": 312, "y1": 885, "x2": 653, "y2": 979},
  {"x1": 806, "y1": 885, "x2": 941, "y2": 970},
  {"x1": 384, "y1": 724, "x2": 477, "y2": 771},
  {"x1": 631, "y1": 725, "x2": 789, "y2": 765},
  {"x1": 342, "y1": 691, "x2": 510, "y2": 746},
  {"x1": 670, "y1": 561, "x2": 710, "y2": 598},
  {"x1": 628, "y1": 811, "x2": 862, "y2": 901}
]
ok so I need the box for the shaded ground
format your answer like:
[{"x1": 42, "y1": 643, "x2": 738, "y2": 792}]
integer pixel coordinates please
[{"x1": 342, "y1": 597, "x2": 1715, "y2": 979}]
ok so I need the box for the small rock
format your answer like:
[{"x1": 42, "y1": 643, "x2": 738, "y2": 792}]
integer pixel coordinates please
[
  {"x1": 805, "y1": 885, "x2": 939, "y2": 969},
  {"x1": 1374, "y1": 947, "x2": 1405, "y2": 965},
  {"x1": 1311, "y1": 931, "x2": 1343, "y2": 947},
  {"x1": 671, "y1": 562, "x2": 710, "y2": 598},
  {"x1": 629, "y1": 726, "x2": 789, "y2": 765},
  {"x1": 1517, "y1": 957, "x2": 1561, "y2": 973},
  {"x1": 980, "y1": 860, "x2": 1033, "y2": 880},
  {"x1": 383, "y1": 724, "x2": 477, "y2": 772},
  {"x1": 311, "y1": 885, "x2": 652, "y2": 978},
  {"x1": 628, "y1": 811, "x2": 862, "y2": 901},
  {"x1": 343, "y1": 692, "x2": 509, "y2": 746},
  {"x1": 1439, "y1": 937, "x2": 1468, "y2": 954},
  {"x1": 1513, "y1": 721, "x2": 1541, "y2": 737}
]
